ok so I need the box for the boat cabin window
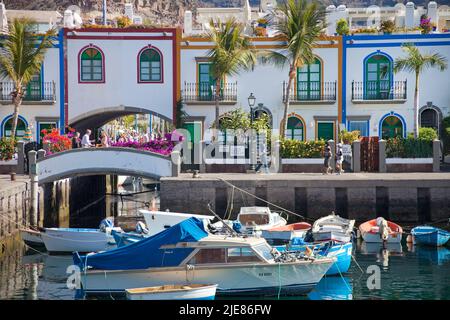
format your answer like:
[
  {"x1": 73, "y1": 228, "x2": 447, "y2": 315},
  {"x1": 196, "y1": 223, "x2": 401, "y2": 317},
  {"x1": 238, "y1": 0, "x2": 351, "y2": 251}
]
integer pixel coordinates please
[
  {"x1": 188, "y1": 248, "x2": 226, "y2": 264},
  {"x1": 227, "y1": 247, "x2": 262, "y2": 263},
  {"x1": 253, "y1": 243, "x2": 275, "y2": 261},
  {"x1": 188, "y1": 247, "x2": 262, "y2": 264},
  {"x1": 238, "y1": 214, "x2": 269, "y2": 226}
]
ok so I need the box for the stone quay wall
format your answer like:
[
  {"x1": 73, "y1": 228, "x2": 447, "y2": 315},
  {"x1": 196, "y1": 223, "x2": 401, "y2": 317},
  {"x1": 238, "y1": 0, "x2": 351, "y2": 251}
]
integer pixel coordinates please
[{"x1": 160, "y1": 173, "x2": 450, "y2": 223}]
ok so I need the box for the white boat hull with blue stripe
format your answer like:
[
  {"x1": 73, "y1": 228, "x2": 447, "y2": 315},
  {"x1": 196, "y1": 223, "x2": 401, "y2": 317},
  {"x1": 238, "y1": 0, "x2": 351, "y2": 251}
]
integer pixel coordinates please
[{"x1": 126, "y1": 284, "x2": 218, "y2": 300}]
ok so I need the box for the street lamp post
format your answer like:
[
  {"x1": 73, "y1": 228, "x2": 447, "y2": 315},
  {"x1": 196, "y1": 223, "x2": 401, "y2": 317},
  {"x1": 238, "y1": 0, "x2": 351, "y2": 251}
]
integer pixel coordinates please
[{"x1": 248, "y1": 93, "x2": 256, "y2": 171}]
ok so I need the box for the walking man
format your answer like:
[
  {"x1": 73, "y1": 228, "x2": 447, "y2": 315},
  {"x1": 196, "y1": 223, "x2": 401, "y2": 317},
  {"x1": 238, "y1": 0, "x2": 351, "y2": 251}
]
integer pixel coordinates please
[
  {"x1": 323, "y1": 143, "x2": 333, "y2": 175},
  {"x1": 335, "y1": 143, "x2": 344, "y2": 175}
]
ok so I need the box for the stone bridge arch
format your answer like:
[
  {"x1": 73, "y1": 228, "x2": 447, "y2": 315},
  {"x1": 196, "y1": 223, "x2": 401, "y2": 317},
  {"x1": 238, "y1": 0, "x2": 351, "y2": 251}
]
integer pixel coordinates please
[{"x1": 35, "y1": 148, "x2": 176, "y2": 185}]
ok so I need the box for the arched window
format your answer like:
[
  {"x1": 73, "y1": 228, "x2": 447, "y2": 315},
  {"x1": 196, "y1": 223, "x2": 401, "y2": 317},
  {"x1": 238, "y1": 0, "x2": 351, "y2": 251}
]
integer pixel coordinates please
[
  {"x1": 80, "y1": 46, "x2": 104, "y2": 82},
  {"x1": 297, "y1": 58, "x2": 321, "y2": 100},
  {"x1": 285, "y1": 116, "x2": 304, "y2": 141},
  {"x1": 2, "y1": 116, "x2": 27, "y2": 138},
  {"x1": 139, "y1": 48, "x2": 162, "y2": 83},
  {"x1": 381, "y1": 115, "x2": 403, "y2": 139},
  {"x1": 365, "y1": 54, "x2": 392, "y2": 100}
]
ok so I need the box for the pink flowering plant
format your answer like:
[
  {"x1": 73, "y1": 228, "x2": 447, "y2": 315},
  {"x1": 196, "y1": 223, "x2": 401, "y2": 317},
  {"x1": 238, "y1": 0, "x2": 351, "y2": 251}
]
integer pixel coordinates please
[
  {"x1": 111, "y1": 132, "x2": 181, "y2": 156},
  {"x1": 420, "y1": 15, "x2": 432, "y2": 34}
]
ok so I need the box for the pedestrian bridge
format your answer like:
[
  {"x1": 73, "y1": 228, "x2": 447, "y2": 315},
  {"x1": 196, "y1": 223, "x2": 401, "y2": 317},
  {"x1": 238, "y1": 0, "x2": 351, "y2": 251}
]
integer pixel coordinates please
[{"x1": 36, "y1": 148, "x2": 175, "y2": 184}]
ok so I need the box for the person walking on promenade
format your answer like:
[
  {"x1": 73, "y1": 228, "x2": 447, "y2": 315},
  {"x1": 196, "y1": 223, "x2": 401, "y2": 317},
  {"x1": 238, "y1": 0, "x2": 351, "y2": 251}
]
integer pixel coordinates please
[
  {"x1": 100, "y1": 131, "x2": 110, "y2": 147},
  {"x1": 323, "y1": 143, "x2": 333, "y2": 175},
  {"x1": 81, "y1": 129, "x2": 93, "y2": 148},
  {"x1": 335, "y1": 142, "x2": 344, "y2": 175},
  {"x1": 72, "y1": 132, "x2": 81, "y2": 149}
]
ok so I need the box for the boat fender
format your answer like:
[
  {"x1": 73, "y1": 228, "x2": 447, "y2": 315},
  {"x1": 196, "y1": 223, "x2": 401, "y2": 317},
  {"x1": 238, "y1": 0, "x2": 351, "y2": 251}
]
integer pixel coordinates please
[
  {"x1": 135, "y1": 221, "x2": 149, "y2": 235},
  {"x1": 406, "y1": 234, "x2": 413, "y2": 243},
  {"x1": 232, "y1": 221, "x2": 242, "y2": 233}
]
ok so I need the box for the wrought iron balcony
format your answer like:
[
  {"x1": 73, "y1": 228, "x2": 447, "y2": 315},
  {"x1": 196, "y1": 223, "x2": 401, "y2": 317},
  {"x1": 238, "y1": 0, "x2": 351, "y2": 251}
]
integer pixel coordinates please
[
  {"x1": 0, "y1": 81, "x2": 56, "y2": 104},
  {"x1": 283, "y1": 81, "x2": 337, "y2": 103},
  {"x1": 351, "y1": 80, "x2": 407, "y2": 102},
  {"x1": 182, "y1": 82, "x2": 238, "y2": 104}
]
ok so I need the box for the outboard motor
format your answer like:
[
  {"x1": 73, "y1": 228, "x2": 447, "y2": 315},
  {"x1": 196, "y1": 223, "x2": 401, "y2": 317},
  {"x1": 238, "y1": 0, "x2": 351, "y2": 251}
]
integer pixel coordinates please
[
  {"x1": 376, "y1": 217, "x2": 389, "y2": 241},
  {"x1": 99, "y1": 218, "x2": 114, "y2": 232},
  {"x1": 135, "y1": 221, "x2": 149, "y2": 235}
]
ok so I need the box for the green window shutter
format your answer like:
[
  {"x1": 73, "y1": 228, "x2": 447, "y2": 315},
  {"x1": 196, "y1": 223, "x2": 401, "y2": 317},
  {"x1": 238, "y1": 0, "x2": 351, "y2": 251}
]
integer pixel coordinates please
[
  {"x1": 285, "y1": 116, "x2": 304, "y2": 141},
  {"x1": 297, "y1": 58, "x2": 321, "y2": 100},
  {"x1": 81, "y1": 48, "x2": 103, "y2": 82},
  {"x1": 317, "y1": 122, "x2": 334, "y2": 141},
  {"x1": 365, "y1": 55, "x2": 391, "y2": 99},
  {"x1": 24, "y1": 73, "x2": 42, "y2": 101},
  {"x1": 198, "y1": 63, "x2": 214, "y2": 100},
  {"x1": 140, "y1": 49, "x2": 161, "y2": 82},
  {"x1": 4, "y1": 117, "x2": 26, "y2": 138}
]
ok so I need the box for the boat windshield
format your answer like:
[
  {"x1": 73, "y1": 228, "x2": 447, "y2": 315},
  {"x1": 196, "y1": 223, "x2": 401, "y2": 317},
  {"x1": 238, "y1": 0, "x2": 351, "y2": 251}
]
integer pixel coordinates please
[
  {"x1": 253, "y1": 243, "x2": 275, "y2": 261},
  {"x1": 238, "y1": 214, "x2": 270, "y2": 226}
]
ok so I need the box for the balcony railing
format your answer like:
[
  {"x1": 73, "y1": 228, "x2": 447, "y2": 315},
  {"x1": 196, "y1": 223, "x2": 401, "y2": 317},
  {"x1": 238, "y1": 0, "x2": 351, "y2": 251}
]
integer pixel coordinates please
[
  {"x1": 283, "y1": 81, "x2": 337, "y2": 102},
  {"x1": 351, "y1": 80, "x2": 407, "y2": 101},
  {"x1": 0, "y1": 81, "x2": 56, "y2": 102},
  {"x1": 182, "y1": 82, "x2": 237, "y2": 103}
]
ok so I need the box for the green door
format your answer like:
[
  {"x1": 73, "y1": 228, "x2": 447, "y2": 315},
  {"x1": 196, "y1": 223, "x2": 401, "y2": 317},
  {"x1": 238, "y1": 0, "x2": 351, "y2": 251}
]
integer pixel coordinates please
[
  {"x1": 381, "y1": 116, "x2": 403, "y2": 139},
  {"x1": 365, "y1": 55, "x2": 391, "y2": 100},
  {"x1": 183, "y1": 122, "x2": 201, "y2": 150},
  {"x1": 198, "y1": 63, "x2": 214, "y2": 101},
  {"x1": 317, "y1": 122, "x2": 334, "y2": 141}
]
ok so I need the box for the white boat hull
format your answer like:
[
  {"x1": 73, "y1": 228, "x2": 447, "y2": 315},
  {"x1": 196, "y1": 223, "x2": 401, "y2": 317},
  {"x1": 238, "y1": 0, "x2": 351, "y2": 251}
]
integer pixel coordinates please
[
  {"x1": 41, "y1": 228, "x2": 118, "y2": 253},
  {"x1": 361, "y1": 231, "x2": 402, "y2": 243},
  {"x1": 81, "y1": 260, "x2": 333, "y2": 296},
  {"x1": 126, "y1": 284, "x2": 218, "y2": 300},
  {"x1": 261, "y1": 229, "x2": 308, "y2": 241},
  {"x1": 20, "y1": 229, "x2": 44, "y2": 246},
  {"x1": 313, "y1": 231, "x2": 351, "y2": 243}
]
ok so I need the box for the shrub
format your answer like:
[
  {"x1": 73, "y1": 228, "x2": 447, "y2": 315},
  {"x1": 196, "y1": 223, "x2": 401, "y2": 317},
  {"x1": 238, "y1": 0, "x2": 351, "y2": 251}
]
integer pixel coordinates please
[
  {"x1": 336, "y1": 19, "x2": 349, "y2": 36},
  {"x1": 443, "y1": 116, "x2": 450, "y2": 155},
  {"x1": 116, "y1": 16, "x2": 132, "y2": 28},
  {"x1": 386, "y1": 137, "x2": 433, "y2": 158},
  {"x1": 418, "y1": 127, "x2": 438, "y2": 142},
  {"x1": 41, "y1": 128, "x2": 72, "y2": 155},
  {"x1": 420, "y1": 15, "x2": 432, "y2": 34},
  {"x1": 339, "y1": 130, "x2": 360, "y2": 144},
  {"x1": 280, "y1": 139, "x2": 325, "y2": 158},
  {"x1": 0, "y1": 138, "x2": 16, "y2": 161}
]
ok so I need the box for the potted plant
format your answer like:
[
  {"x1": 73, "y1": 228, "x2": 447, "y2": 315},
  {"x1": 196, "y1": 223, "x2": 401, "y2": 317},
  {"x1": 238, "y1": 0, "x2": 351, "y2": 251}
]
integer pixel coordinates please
[
  {"x1": 380, "y1": 20, "x2": 396, "y2": 34},
  {"x1": 336, "y1": 18, "x2": 349, "y2": 36},
  {"x1": 420, "y1": 15, "x2": 432, "y2": 34}
]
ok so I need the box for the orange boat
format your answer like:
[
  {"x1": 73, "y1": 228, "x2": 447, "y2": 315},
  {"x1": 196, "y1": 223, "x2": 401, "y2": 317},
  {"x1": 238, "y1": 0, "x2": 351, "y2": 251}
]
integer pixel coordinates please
[
  {"x1": 359, "y1": 218, "x2": 403, "y2": 243},
  {"x1": 262, "y1": 222, "x2": 311, "y2": 241}
]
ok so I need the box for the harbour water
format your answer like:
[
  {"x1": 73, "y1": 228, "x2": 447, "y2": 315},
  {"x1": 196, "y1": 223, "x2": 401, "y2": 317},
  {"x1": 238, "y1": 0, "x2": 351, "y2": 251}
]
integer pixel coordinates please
[{"x1": 0, "y1": 181, "x2": 449, "y2": 300}]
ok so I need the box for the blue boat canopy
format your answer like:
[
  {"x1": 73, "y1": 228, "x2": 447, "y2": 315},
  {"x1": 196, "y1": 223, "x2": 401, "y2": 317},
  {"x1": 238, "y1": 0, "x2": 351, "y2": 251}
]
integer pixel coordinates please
[{"x1": 73, "y1": 217, "x2": 208, "y2": 271}]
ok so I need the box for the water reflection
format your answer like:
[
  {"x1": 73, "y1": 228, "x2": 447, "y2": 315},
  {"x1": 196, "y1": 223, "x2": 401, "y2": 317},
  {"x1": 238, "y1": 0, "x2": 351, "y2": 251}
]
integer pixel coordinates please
[
  {"x1": 358, "y1": 241, "x2": 403, "y2": 269},
  {"x1": 308, "y1": 277, "x2": 353, "y2": 300}
]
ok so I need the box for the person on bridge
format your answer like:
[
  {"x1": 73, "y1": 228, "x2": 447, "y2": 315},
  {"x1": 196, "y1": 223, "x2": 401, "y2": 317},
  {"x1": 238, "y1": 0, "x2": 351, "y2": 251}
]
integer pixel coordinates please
[
  {"x1": 81, "y1": 129, "x2": 93, "y2": 148},
  {"x1": 100, "y1": 131, "x2": 110, "y2": 147},
  {"x1": 72, "y1": 132, "x2": 81, "y2": 149}
]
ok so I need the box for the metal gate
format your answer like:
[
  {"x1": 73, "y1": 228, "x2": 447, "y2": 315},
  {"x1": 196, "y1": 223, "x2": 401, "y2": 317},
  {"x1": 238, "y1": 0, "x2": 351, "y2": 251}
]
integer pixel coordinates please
[{"x1": 360, "y1": 137, "x2": 379, "y2": 172}]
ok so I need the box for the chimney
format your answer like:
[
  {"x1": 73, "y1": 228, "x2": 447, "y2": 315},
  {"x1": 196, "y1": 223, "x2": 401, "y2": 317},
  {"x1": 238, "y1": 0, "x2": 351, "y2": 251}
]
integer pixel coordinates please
[
  {"x1": 326, "y1": 5, "x2": 337, "y2": 35},
  {"x1": 125, "y1": 3, "x2": 134, "y2": 20},
  {"x1": 405, "y1": 2, "x2": 415, "y2": 29},
  {"x1": 0, "y1": 2, "x2": 8, "y2": 34},
  {"x1": 427, "y1": 1, "x2": 438, "y2": 30},
  {"x1": 64, "y1": 9, "x2": 75, "y2": 28},
  {"x1": 184, "y1": 10, "x2": 192, "y2": 36}
]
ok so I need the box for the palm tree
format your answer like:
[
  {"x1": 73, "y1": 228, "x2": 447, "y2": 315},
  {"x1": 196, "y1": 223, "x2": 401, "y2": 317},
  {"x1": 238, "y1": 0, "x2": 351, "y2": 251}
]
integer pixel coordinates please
[
  {"x1": 393, "y1": 44, "x2": 447, "y2": 138},
  {"x1": 206, "y1": 18, "x2": 257, "y2": 135},
  {"x1": 267, "y1": 0, "x2": 326, "y2": 139},
  {"x1": 0, "y1": 19, "x2": 55, "y2": 139}
]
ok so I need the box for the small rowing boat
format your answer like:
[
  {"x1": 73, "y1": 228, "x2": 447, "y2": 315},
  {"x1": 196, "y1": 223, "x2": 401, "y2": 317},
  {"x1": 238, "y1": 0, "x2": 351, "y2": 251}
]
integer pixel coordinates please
[
  {"x1": 411, "y1": 226, "x2": 450, "y2": 247},
  {"x1": 20, "y1": 227, "x2": 45, "y2": 247},
  {"x1": 125, "y1": 284, "x2": 218, "y2": 300},
  {"x1": 359, "y1": 218, "x2": 403, "y2": 243},
  {"x1": 312, "y1": 213, "x2": 355, "y2": 243}
]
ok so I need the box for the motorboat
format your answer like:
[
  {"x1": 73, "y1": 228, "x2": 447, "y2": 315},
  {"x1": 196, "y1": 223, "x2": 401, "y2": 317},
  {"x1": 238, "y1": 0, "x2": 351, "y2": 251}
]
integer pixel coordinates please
[
  {"x1": 275, "y1": 241, "x2": 353, "y2": 276},
  {"x1": 411, "y1": 226, "x2": 450, "y2": 247},
  {"x1": 312, "y1": 213, "x2": 355, "y2": 243},
  {"x1": 261, "y1": 222, "x2": 311, "y2": 244},
  {"x1": 359, "y1": 218, "x2": 403, "y2": 243},
  {"x1": 141, "y1": 209, "x2": 214, "y2": 236},
  {"x1": 125, "y1": 284, "x2": 218, "y2": 300},
  {"x1": 73, "y1": 218, "x2": 334, "y2": 296},
  {"x1": 40, "y1": 218, "x2": 122, "y2": 254}
]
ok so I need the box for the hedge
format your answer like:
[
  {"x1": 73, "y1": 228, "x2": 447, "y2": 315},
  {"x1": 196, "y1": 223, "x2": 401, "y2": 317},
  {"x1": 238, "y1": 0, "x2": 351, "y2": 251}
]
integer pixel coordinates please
[{"x1": 280, "y1": 139, "x2": 325, "y2": 158}]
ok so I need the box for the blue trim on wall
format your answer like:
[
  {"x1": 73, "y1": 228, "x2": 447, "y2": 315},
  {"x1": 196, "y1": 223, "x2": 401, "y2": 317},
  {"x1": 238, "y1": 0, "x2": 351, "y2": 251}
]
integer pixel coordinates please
[
  {"x1": 0, "y1": 114, "x2": 28, "y2": 138},
  {"x1": 378, "y1": 112, "x2": 407, "y2": 138},
  {"x1": 347, "y1": 41, "x2": 450, "y2": 48},
  {"x1": 345, "y1": 33, "x2": 450, "y2": 41},
  {"x1": 40, "y1": 62, "x2": 45, "y2": 96},
  {"x1": 58, "y1": 29, "x2": 65, "y2": 134}
]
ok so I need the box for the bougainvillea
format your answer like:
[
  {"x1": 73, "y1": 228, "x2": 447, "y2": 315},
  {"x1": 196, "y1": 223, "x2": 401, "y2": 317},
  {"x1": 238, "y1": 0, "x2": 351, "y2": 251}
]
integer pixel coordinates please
[
  {"x1": 42, "y1": 128, "x2": 72, "y2": 155},
  {"x1": 111, "y1": 133, "x2": 180, "y2": 156},
  {"x1": 0, "y1": 138, "x2": 16, "y2": 161}
]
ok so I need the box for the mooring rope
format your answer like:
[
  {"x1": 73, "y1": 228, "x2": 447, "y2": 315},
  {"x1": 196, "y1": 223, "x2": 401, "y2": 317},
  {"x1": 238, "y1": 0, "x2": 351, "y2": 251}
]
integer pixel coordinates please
[{"x1": 218, "y1": 178, "x2": 314, "y2": 222}]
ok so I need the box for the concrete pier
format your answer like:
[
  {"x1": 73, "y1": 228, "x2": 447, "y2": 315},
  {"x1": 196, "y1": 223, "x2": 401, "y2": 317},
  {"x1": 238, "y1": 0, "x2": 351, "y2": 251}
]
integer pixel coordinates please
[{"x1": 160, "y1": 172, "x2": 450, "y2": 223}]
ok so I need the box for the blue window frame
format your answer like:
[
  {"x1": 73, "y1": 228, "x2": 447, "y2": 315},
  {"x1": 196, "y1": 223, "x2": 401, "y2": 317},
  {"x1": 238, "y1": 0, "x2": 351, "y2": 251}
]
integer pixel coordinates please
[{"x1": 348, "y1": 121, "x2": 369, "y2": 137}]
